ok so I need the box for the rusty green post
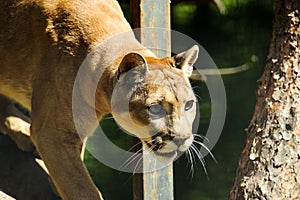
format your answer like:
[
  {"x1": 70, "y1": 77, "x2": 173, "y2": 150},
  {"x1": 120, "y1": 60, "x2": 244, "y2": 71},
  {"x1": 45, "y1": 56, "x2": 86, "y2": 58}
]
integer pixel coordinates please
[{"x1": 130, "y1": 1, "x2": 173, "y2": 200}]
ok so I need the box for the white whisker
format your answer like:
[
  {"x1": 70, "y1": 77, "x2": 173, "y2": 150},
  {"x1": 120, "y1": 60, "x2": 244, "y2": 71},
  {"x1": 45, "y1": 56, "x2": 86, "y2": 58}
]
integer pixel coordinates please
[
  {"x1": 194, "y1": 94, "x2": 202, "y2": 102},
  {"x1": 118, "y1": 140, "x2": 143, "y2": 171},
  {"x1": 119, "y1": 148, "x2": 143, "y2": 171},
  {"x1": 193, "y1": 134, "x2": 210, "y2": 143},
  {"x1": 186, "y1": 149, "x2": 194, "y2": 178},
  {"x1": 133, "y1": 152, "x2": 144, "y2": 174},
  {"x1": 133, "y1": 144, "x2": 156, "y2": 174},
  {"x1": 126, "y1": 141, "x2": 142, "y2": 153},
  {"x1": 191, "y1": 144, "x2": 205, "y2": 165},
  {"x1": 190, "y1": 144, "x2": 207, "y2": 175},
  {"x1": 193, "y1": 140, "x2": 216, "y2": 163}
]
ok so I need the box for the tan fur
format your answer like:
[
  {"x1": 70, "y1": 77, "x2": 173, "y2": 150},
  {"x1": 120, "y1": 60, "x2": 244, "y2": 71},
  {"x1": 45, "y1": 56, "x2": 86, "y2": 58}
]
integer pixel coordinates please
[{"x1": 0, "y1": 0, "x2": 198, "y2": 199}]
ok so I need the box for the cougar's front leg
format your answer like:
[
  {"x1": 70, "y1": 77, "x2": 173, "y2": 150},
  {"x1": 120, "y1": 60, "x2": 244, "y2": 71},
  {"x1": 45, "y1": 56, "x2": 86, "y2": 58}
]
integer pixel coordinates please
[
  {"x1": 30, "y1": 78, "x2": 103, "y2": 200},
  {"x1": 31, "y1": 128, "x2": 102, "y2": 200},
  {"x1": 0, "y1": 94, "x2": 34, "y2": 152}
]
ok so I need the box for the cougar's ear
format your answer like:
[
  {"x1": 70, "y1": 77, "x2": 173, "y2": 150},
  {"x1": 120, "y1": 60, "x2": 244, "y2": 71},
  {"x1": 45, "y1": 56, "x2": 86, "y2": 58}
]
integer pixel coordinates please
[
  {"x1": 116, "y1": 52, "x2": 147, "y2": 80},
  {"x1": 173, "y1": 45, "x2": 199, "y2": 77}
]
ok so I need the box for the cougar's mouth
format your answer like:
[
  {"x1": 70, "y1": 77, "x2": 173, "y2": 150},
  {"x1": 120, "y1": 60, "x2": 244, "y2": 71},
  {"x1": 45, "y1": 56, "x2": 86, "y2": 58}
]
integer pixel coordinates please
[
  {"x1": 154, "y1": 150, "x2": 177, "y2": 158},
  {"x1": 144, "y1": 139, "x2": 178, "y2": 161}
]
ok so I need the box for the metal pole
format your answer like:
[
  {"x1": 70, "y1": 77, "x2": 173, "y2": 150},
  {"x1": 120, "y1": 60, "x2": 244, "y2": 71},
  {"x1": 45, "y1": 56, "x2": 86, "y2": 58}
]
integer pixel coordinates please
[{"x1": 131, "y1": 1, "x2": 173, "y2": 200}]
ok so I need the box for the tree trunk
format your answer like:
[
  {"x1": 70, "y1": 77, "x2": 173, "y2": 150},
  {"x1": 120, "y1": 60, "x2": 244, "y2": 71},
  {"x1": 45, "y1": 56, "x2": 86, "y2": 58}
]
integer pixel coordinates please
[{"x1": 230, "y1": 1, "x2": 300, "y2": 199}]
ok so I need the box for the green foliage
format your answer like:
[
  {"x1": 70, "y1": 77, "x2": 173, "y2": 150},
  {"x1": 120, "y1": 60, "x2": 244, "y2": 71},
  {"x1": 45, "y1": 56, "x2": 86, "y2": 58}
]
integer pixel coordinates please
[
  {"x1": 172, "y1": 3, "x2": 197, "y2": 26},
  {"x1": 223, "y1": 0, "x2": 273, "y2": 12}
]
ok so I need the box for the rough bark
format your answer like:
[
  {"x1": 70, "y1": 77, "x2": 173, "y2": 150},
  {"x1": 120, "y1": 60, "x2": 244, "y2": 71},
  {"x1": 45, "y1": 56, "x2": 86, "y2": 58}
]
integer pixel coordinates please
[{"x1": 230, "y1": 1, "x2": 300, "y2": 199}]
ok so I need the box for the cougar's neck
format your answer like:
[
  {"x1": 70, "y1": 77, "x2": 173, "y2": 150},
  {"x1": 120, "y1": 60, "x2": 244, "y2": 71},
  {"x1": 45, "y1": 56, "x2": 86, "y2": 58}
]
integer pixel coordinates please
[{"x1": 75, "y1": 31, "x2": 154, "y2": 119}]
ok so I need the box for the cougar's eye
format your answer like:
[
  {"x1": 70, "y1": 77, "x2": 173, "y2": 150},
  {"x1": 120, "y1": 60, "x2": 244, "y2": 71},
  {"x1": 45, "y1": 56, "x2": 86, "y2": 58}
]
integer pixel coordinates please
[
  {"x1": 184, "y1": 100, "x2": 194, "y2": 111},
  {"x1": 148, "y1": 104, "x2": 166, "y2": 118}
]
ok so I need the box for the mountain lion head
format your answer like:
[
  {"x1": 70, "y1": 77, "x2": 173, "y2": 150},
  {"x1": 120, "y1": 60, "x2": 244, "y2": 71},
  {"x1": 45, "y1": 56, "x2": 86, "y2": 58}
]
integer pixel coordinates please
[{"x1": 111, "y1": 45, "x2": 199, "y2": 162}]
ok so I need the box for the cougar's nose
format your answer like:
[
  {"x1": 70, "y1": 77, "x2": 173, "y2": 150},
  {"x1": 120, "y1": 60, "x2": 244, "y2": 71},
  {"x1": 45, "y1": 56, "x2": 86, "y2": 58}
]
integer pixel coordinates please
[{"x1": 173, "y1": 135, "x2": 194, "y2": 152}]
